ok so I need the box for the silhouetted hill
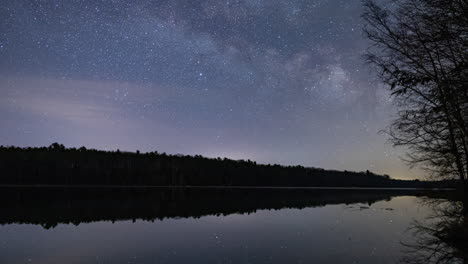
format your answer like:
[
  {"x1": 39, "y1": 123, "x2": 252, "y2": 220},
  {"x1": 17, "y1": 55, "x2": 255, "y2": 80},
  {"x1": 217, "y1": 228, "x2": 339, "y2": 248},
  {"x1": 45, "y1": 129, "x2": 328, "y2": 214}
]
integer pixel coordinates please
[{"x1": 0, "y1": 144, "x2": 455, "y2": 188}]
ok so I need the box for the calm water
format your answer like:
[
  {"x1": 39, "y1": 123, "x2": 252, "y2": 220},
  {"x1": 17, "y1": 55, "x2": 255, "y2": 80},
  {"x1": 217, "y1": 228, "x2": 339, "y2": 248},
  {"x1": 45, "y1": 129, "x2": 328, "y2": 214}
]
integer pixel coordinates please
[{"x1": 0, "y1": 187, "x2": 464, "y2": 264}]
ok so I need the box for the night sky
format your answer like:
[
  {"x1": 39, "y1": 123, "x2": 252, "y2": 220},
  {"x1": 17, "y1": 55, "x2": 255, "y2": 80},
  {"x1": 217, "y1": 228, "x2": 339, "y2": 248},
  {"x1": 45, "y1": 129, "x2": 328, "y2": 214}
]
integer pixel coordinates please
[{"x1": 0, "y1": 0, "x2": 421, "y2": 179}]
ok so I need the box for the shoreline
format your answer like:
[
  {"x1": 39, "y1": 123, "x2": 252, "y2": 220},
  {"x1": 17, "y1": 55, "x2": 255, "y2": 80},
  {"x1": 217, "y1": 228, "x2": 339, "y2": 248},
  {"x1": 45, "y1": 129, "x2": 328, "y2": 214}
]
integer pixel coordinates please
[{"x1": 0, "y1": 184, "x2": 456, "y2": 191}]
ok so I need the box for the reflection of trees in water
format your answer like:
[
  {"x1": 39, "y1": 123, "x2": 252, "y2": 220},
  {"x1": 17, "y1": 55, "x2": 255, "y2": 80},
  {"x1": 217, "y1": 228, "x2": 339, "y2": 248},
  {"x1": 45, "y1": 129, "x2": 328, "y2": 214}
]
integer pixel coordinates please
[
  {"x1": 0, "y1": 187, "x2": 449, "y2": 229},
  {"x1": 401, "y1": 197, "x2": 468, "y2": 264}
]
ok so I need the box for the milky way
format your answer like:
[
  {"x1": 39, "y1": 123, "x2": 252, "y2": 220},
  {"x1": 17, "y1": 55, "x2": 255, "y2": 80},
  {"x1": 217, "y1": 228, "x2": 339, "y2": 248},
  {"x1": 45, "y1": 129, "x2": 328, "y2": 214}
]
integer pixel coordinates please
[{"x1": 0, "y1": 0, "x2": 422, "y2": 179}]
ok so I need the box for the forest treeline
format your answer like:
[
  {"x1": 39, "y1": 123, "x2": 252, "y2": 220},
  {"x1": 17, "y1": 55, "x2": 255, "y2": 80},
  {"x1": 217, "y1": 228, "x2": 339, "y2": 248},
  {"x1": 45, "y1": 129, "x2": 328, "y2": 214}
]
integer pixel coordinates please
[
  {"x1": 0, "y1": 144, "x2": 455, "y2": 188},
  {"x1": 0, "y1": 187, "x2": 452, "y2": 229}
]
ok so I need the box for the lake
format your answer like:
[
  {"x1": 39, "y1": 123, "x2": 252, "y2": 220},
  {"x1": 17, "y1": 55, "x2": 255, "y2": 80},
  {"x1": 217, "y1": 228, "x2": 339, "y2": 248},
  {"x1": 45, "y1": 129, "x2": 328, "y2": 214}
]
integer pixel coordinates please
[{"x1": 0, "y1": 187, "x2": 465, "y2": 264}]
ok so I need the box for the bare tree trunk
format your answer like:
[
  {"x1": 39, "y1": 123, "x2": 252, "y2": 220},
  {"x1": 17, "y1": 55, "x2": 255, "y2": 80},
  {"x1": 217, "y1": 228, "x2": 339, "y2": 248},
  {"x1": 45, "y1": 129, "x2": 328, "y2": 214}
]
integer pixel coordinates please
[{"x1": 439, "y1": 84, "x2": 466, "y2": 181}]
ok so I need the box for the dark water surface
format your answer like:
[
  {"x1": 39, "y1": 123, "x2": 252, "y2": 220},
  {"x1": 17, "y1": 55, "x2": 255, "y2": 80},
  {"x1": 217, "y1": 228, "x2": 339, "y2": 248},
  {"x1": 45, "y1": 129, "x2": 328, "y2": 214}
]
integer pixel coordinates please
[{"x1": 0, "y1": 187, "x2": 464, "y2": 264}]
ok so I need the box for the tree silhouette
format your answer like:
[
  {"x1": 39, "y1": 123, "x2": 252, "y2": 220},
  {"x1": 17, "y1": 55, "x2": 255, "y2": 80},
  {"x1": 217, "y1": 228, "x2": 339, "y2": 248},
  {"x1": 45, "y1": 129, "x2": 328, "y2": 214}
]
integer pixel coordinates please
[
  {"x1": 363, "y1": 0, "x2": 468, "y2": 190},
  {"x1": 0, "y1": 144, "x2": 452, "y2": 188}
]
